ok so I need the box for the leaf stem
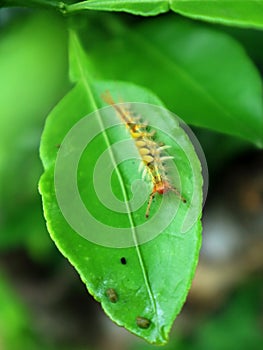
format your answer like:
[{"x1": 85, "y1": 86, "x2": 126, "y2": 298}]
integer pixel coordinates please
[{"x1": 1, "y1": 0, "x2": 65, "y2": 10}]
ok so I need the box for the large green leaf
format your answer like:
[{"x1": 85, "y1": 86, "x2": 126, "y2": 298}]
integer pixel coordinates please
[
  {"x1": 64, "y1": 0, "x2": 263, "y2": 28},
  {"x1": 170, "y1": 0, "x2": 263, "y2": 29},
  {"x1": 86, "y1": 15, "x2": 263, "y2": 147},
  {"x1": 39, "y1": 31, "x2": 203, "y2": 344},
  {"x1": 2, "y1": 0, "x2": 263, "y2": 28}
]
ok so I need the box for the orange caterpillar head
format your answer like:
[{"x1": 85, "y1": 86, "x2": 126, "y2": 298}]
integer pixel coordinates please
[
  {"x1": 153, "y1": 180, "x2": 171, "y2": 195},
  {"x1": 146, "y1": 180, "x2": 186, "y2": 218}
]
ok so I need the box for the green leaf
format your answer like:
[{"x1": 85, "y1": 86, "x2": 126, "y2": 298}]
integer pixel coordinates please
[
  {"x1": 3, "y1": 0, "x2": 263, "y2": 29},
  {"x1": 86, "y1": 16, "x2": 263, "y2": 147},
  {"x1": 65, "y1": 0, "x2": 169, "y2": 16},
  {"x1": 171, "y1": 0, "x2": 263, "y2": 29},
  {"x1": 64, "y1": 0, "x2": 263, "y2": 29},
  {"x1": 39, "y1": 31, "x2": 203, "y2": 344}
]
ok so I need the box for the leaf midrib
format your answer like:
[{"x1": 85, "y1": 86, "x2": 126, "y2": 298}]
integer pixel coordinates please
[{"x1": 70, "y1": 30, "x2": 159, "y2": 329}]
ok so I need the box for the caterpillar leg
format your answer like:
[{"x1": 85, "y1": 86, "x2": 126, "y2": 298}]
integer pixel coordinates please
[
  {"x1": 170, "y1": 187, "x2": 187, "y2": 203},
  {"x1": 145, "y1": 192, "x2": 155, "y2": 218}
]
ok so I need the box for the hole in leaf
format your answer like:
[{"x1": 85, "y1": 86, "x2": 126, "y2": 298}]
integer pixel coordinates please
[{"x1": 120, "y1": 257, "x2": 127, "y2": 265}]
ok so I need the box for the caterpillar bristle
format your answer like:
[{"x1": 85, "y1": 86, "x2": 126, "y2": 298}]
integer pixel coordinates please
[
  {"x1": 160, "y1": 156, "x2": 174, "y2": 161},
  {"x1": 142, "y1": 168, "x2": 148, "y2": 180},
  {"x1": 159, "y1": 145, "x2": 171, "y2": 151},
  {"x1": 101, "y1": 90, "x2": 115, "y2": 105}
]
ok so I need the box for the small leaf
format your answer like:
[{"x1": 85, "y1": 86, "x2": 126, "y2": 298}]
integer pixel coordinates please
[
  {"x1": 65, "y1": 0, "x2": 169, "y2": 16},
  {"x1": 171, "y1": 0, "x2": 263, "y2": 29},
  {"x1": 65, "y1": 0, "x2": 263, "y2": 29},
  {"x1": 39, "y1": 32, "x2": 203, "y2": 344}
]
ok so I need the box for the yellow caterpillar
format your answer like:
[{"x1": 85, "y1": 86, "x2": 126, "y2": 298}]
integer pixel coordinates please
[{"x1": 102, "y1": 91, "x2": 186, "y2": 218}]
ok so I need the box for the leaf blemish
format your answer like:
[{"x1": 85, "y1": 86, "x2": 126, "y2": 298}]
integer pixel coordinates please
[
  {"x1": 106, "y1": 288, "x2": 118, "y2": 303},
  {"x1": 136, "y1": 316, "x2": 151, "y2": 329}
]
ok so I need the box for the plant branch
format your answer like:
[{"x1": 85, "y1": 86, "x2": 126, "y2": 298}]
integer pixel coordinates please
[{"x1": 1, "y1": 0, "x2": 67, "y2": 12}]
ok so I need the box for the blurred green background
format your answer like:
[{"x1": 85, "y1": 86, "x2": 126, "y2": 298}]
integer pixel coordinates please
[{"x1": 0, "y1": 8, "x2": 262, "y2": 350}]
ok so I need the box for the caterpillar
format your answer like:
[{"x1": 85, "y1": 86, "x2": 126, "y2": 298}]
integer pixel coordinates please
[{"x1": 102, "y1": 91, "x2": 186, "y2": 218}]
